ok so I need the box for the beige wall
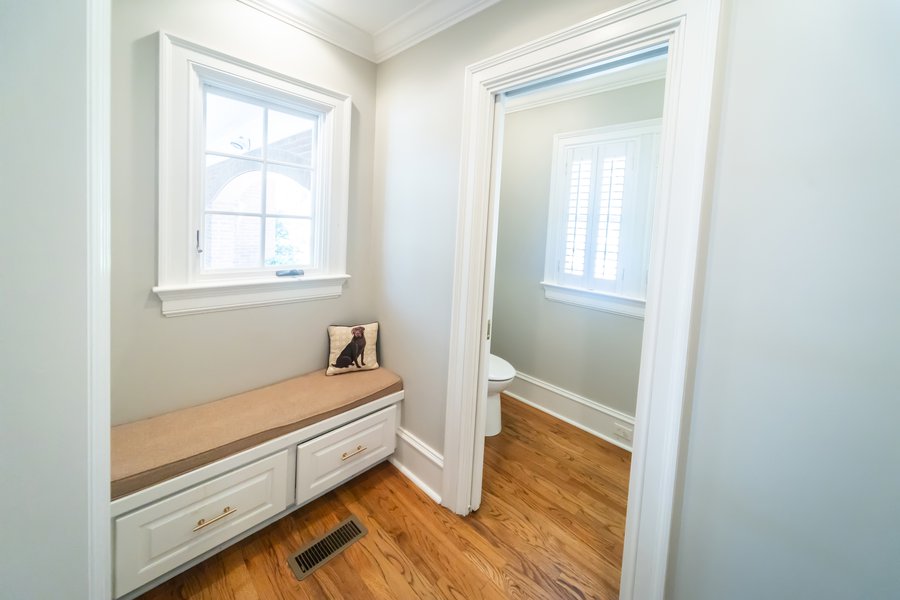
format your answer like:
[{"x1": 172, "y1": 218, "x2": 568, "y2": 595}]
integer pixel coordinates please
[
  {"x1": 669, "y1": 0, "x2": 900, "y2": 597},
  {"x1": 492, "y1": 80, "x2": 664, "y2": 417},
  {"x1": 373, "y1": 0, "x2": 633, "y2": 451},
  {"x1": 111, "y1": 0, "x2": 377, "y2": 424}
]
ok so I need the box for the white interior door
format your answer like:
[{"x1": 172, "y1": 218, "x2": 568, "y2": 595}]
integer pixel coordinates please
[{"x1": 468, "y1": 95, "x2": 507, "y2": 511}]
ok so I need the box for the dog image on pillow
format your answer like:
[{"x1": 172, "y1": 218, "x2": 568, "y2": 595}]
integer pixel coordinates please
[
  {"x1": 331, "y1": 326, "x2": 366, "y2": 369},
  {"x1": 326, "y1": 322, "x2": 379, "y2": 376}
]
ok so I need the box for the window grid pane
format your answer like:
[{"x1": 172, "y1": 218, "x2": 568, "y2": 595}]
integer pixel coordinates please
[
  {"x1": 267, "y1": 109, "x2": 317, "y2": 167},
  {"x1": 203, "y1": 214, "x2": 261, "y2": 270},
  {"x1": 266, "y1": 164, "x2": 312, "y2": 217},
  {"x1": 204, "y1": 92, "x2": 263, "y2": 157},
  {"x1": 265, "y1": 217, "x2": 312, "y2": 266},
  {"x1": 205, "y1": 158, "x2": 262, "y2": 213}
]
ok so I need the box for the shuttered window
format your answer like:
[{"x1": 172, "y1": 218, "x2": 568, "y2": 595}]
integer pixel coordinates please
[{"x1": 542, "y1": 120, "x2": 661, "y2": 316}]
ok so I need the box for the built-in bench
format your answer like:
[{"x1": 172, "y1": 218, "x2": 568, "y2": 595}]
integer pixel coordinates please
[{"x1": 110, "y1": 368, "x2": 403, "y2": 599}]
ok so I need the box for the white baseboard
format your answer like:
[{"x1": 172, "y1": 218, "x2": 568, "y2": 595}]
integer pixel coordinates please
[
  {"x1": 506, "y1": 372, "x2": 635, "y2": 452},
  {"x1": 390, "y1": 427, "x2": 443, "y2": 504}
]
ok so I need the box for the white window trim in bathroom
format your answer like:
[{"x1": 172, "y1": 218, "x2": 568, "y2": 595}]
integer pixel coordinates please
[
  {"x1": 541, "y1": 119, "x2": 661, "y2": 320},
  {"x1": 541, "y1": 282, "x2": 646, "y2": 319},
  {"x1": 154, "y1": 32, "x2": 352, "y2": 317}
]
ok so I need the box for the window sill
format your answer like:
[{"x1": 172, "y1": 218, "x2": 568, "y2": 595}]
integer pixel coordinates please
[
  {"x1": 153, "y1": 274, "x2": 350, "y2": 317},
  {"x1": 540, "y1": 282, "x2": 645, "y2": 319}
]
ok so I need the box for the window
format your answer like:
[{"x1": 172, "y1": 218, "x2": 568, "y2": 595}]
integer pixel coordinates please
[
  {"x1": 542, "y1": 120, "x2": 661, "y2": 318},
  {"x1": 202, "y1": 88, "x2": 318, "y2": 273},
  {"x1": 155, "y1": 33, "x2": 352, "y2": 316}
]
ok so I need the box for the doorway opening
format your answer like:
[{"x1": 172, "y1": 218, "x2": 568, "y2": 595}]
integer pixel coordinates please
[
  {"x1": 482, "y1": 47, "x2": 668, "y2": 596},
  {"x1": 440, "y1": 3, "x2": 722, "y2": 598}
]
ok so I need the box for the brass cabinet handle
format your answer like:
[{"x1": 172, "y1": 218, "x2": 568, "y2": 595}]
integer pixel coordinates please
[
  {"x1": 341, "y1": 444, "x2": 367, "y2": 461},
  {"x1": 193, "y1": 506, "x2": 236, "y2": 532}
]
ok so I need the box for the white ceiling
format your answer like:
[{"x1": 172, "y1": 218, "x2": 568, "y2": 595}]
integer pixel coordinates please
[
  {"x1": 238, "y1": 0, "x2": 500, "y2": 63},
  {"x1": 303, "y1": 0, "x2": 424, "y2": 35}
]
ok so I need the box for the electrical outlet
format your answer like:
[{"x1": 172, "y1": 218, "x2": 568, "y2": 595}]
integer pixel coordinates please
[{"x1": 613, "y1": 422, "x2": 634, "y2": 442}]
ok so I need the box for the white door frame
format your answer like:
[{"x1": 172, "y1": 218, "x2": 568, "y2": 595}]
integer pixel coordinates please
[
  {"x1": 88, "y1": 0, "x2": 112, "y2": 597},
  {"x1": 440, "y1": 1, "x2": 722, "y2": 598}
]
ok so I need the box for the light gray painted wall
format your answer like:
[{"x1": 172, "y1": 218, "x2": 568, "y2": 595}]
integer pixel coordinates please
[
  {"x1": 669, "y1": 0, "x2": 900, "y2": 598},
  {"x1": 492, "y1": 81, "x2": 664, "y2": 417},
  {"x1": 111, "y1": 0, "x2": 377, "y2": 424},
  {"x1": 4, "y1": 1, "x2": 893, "y2": 597},
  {"x1": 373, "y1": 0, "x2": 633, "y2": 452},
  {"x1": 0, "y1": 0, "x2": 95, "y2": 596}
]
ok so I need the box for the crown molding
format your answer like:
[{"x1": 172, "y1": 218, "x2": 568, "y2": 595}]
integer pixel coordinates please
[
  {"x1": 372, "y1": 0, "x2": 501, "y2": 63},
  {"x1": 238, "y1": 0, "x2": 499, "y2": 64},
  {"x1": 238, "y1": 0, "x2": 376, "y2": 61}
]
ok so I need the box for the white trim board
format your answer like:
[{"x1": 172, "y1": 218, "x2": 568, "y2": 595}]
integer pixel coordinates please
[
  {"x1": 390, "y1": 427, "x2": 443, "y2": 504},
  {"x1": 505, "y1": 53, "x2": 666, "y2": 114},
  {"x1": 372, "y1": 0, "x2": 501, "y2": 63},
  {"x1": 153, "y1": 275, "x2": 350, "y2": 317},
  {"x1": 506, "y1": 373, "x2": 635, "y2": 452},
  {"x1": 88, "y1": 0, "x2": 112, "y2": 597},
  {"x1": 237, "y1": 0, "x2": 500, "y2": 64},
  {"x1": 237, "y1": 0, "x2": 374, "y2": 61}
]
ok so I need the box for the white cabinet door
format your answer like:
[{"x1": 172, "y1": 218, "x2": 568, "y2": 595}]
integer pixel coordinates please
[
  {"x1": 114, "y1": 450, "x2": 288, "y2": 597},
  {"x1": 296, "y1": 405, "x2": 396, "y2": 504}
]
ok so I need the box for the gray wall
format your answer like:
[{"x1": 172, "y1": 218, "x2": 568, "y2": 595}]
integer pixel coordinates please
[
  {"x1": 669, "y1": 0, "x2": 900, "y2": 597},
  {"x1": 375, "y1": 0, "x2": 900, "y2": 594},
  {"x1": 0, "y1": 0, "x2": 97, "y2": 596},
  {"x1": 373, "y1": 0, "x2": 633, "y2": 452},
  {"x1": 492, "y1": 81, "x2": 664, "y2": 417},
  {"x1": 111, "y1": 0, "x2": 377, "y2": 424},
  {"x1": 15, "y1": 1, "x2": 891, "y2": 596}
]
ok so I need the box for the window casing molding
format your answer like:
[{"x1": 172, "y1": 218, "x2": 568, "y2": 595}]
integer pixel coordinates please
[
  {"x1": 155, "y1": 32, "x2": 352, "y2": 316},
  {"x1": 540, "y1": 282, "x2": 646, "y2": 319},
  {"x1": 542, "y1": 119, "x2": 661, "y2": 319}
]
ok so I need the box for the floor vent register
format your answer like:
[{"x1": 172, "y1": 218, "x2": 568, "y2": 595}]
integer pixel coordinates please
[{"x1": 287, "y1": 515, "x2": 368, "y2": 581}]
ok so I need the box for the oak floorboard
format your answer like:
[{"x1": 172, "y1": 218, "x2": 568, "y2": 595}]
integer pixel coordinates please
[
  {"x1": 482, "y1": 446, "x2": 628, "y2": 568},
  {"x1": 487, "y1": 421, "x2": 630, "y2": 509},
  {"x1": 497, "y1": 406, "x2": 631, "y2": 493},
  {"x1": 137, "y1": 394, "x2": 631, "y2": 599},
  {"x1": 483, "y1": 462, "x2": 623, "y2": 565}
]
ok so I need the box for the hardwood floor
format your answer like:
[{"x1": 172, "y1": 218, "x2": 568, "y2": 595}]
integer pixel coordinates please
[{"x1": 138, "y1": 395, "x2": 631, "y2": 599}]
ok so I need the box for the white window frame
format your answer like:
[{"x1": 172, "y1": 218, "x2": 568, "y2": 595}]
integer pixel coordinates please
[
  {"x1": 154, "y1": 33, "x2": 352, "y2": 316},
  {"x1": 197, "y1": 84, "x2": 324, "y2": 280},
  {"x1": 541, "y1": 119, "x2": 661, "y2": 319}
]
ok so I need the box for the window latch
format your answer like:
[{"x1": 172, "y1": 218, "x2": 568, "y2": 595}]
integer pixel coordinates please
[{"x1": 196, "y1": 230, "x2": 203, "y2": 254}]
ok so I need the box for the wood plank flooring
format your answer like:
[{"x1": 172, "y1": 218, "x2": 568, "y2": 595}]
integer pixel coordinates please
[{"x1": 138, "y1": 395, "x2": 631, "y2": 599}]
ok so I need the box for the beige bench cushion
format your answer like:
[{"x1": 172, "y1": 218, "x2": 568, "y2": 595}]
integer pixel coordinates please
[{"x1": 111, "y1": 368, "x2": 402, "y2": 499}]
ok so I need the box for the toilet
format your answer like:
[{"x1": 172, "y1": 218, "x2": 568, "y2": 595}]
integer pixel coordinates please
[{"x1": 485, "y1": 354, "x2": 516, "y2": 436}]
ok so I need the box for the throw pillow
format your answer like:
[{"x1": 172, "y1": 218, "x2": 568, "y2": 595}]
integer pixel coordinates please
[{"x1": 325, "y1": 322, "x2": 379, "y2": 376}]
